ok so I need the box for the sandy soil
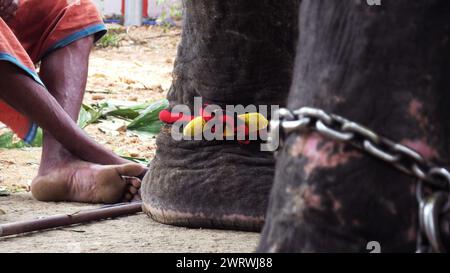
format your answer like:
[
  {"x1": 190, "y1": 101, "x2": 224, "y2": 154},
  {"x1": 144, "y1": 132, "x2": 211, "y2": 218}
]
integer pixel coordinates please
[
  {"x1": 0, "y1": 25, "x2": 260, "y2": 252},
  {"x1": 0, "y1": 194, "x2": 259, "y2": 253}
]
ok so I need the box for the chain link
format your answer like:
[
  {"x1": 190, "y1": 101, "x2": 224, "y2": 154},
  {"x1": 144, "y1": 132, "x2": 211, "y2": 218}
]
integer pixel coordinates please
[{"x1": 269, "y1": 107, "x2": 450, "y2": 191}]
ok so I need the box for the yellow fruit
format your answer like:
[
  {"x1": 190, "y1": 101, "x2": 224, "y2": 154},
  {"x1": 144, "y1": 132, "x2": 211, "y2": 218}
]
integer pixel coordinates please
[
  {"x1": 222, "y1": 124, "x2": 235, "y2": 137},
  {"x1": 238, "y1": 113, "x2": 269, "y2": 132},
  {"x1": 183, "y1": 116, "x2": 206, "y2": 137}
]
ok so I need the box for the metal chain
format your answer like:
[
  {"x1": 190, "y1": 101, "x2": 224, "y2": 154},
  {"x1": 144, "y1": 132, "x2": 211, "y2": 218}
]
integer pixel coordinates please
[
  {"x1": 269, "y1": 107, "x2": 450, "y2": 252},
  {"x1": 269, "y1": 107, "x2": 450, "y2": 191}
]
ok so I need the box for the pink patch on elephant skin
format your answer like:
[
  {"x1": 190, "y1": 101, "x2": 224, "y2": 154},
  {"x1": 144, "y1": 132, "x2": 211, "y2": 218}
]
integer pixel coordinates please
[
  {"x1": 290, "y1": 132, "x2": 362, "y2": 177},
  {"x1": 408, "y1": 99, "x2": 429, "y2": 131},
  {"x1": 400, "y1": 139, "x2": 439, "y2": 161}
]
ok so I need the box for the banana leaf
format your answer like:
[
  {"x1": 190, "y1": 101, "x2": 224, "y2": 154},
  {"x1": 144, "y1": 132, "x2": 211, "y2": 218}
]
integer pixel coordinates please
[
  {"x1": 127, "y1": 99, "x2": 168, "y2": 134},
  {"x1": 120, "y1": 156, "x2": 150, "y2": 165},
  {"x1": 103, "y1": 101, "x2": 153, "y2": 120},
  {"x1": 78, "y1": 104, "x2": 104, "y2": 128},
  {"x1": 0, "y1": 99, "x2": 168, "y2": 149}
]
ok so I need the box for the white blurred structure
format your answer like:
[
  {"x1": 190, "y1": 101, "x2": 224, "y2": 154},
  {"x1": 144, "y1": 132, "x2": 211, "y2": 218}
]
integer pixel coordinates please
[
  {"x1": 93, "y1": 0, "x2": 121, "y2": 17},
  {"x1": 148, "y1": 0, "x2": 180, "y2": 19},
  {"x1": 124, "y1": 0, "x2": 143, "y2": 26},
  {"x1": 92, "y1": 0, "x2": 181, "y2": 19}
]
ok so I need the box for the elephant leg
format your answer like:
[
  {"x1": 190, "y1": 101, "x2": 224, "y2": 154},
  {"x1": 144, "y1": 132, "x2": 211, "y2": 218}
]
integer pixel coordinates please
[
  {"x1": 259, "y1": 0, "x2": 450, "y2": 252},
  {"x1": 141, "y1": 0, "x2": 300, "y2": 231}
]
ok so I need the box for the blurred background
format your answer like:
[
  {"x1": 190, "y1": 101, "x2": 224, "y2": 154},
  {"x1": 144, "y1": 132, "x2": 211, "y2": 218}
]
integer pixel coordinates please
[{"x1": 93, "y1": 0, "x2": 182, "y2": 26}]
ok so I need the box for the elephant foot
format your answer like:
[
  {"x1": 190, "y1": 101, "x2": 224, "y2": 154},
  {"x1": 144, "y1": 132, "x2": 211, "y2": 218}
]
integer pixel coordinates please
[{"x1": 141, "y1": 127, "x2": 275, "y2": 231}]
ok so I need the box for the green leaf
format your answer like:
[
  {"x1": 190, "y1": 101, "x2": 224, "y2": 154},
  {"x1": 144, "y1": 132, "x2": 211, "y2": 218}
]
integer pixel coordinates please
[
  {"x1": 97, "y1": 32, "x2": 122, "y2": 48},
  {"x1": 78, "y1": 106, "x2": 91, "y2": 129},
  {"x1": 0, "y1": 132, "x2": 26, "y2": 148},
  {"x1": 0, "y1": 99, "x2": 166, "y2": 150},
  {"x1": 103, "y1": 102, "x2": 153, "y2": 120},
  {"x1": 78, "y1": 104, "x2": 104, "y2": 128},
  {"x1": 107, "y1": 108, "x2": 140, "y2": 120},
  {"x1": 120, "y1": 156, "x2": 150, "y2": 166},
  {"x1": 28, "y1": 128, "x2": 43, "y2": 147},
  {"x1": 0, "y1": 132, "x2": 16, "y2": 148},
  {"x1": 127, "y1": 99, "x2": 168, "y2": 134},
  {"x1": 0, "y1": 128, "x2": 43, "y2": 149}
]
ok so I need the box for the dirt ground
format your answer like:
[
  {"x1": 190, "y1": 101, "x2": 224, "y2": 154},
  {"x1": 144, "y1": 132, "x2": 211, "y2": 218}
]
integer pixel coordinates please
[
  {"x1": 0, "y1": 25, "x2": 260, "y2": 252},
  {"x1": 0, "y1": 194, "x2": 259, "y2": 253}
]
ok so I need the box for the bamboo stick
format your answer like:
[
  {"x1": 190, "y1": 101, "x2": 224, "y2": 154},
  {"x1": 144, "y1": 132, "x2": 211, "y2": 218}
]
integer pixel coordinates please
[{"x1": 0, "y1": 202, "x2": 142, "y2": 237}]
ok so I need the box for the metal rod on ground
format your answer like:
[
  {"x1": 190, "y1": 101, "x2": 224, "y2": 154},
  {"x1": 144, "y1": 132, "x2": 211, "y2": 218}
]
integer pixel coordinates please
[{"x1": 0, "y1": 202, "x2": 142, "y2": 237}]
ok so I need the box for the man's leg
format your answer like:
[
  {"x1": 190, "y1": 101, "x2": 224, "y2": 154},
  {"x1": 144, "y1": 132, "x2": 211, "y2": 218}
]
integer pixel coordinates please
[
  {"x1": 0, "y1": 56, "x2": 144, "y2": 203},
  {"x1": 29, "y1": 35, "x2": 143, "y2": 203}
]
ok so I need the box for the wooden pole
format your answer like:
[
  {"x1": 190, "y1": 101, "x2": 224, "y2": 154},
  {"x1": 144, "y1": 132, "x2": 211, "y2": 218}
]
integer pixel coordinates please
[{"x1": 0, "y1": 202, "x2": 142, "y2": 237}]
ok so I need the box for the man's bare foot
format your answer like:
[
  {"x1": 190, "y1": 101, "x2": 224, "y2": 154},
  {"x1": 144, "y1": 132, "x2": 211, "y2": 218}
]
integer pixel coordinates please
[{"x1": 30, "y1": 160, "x2": 146, "y2": 203}]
